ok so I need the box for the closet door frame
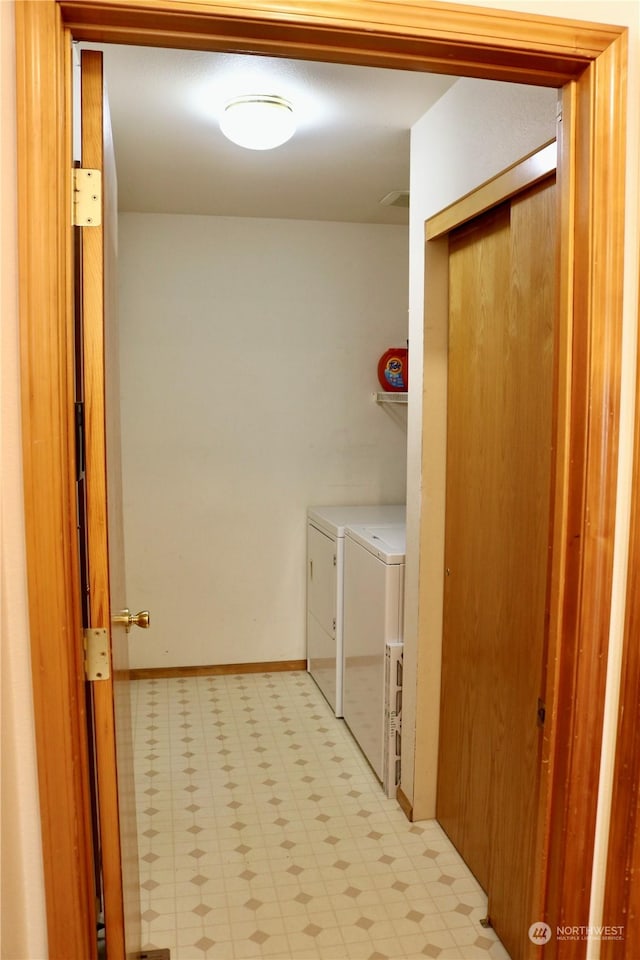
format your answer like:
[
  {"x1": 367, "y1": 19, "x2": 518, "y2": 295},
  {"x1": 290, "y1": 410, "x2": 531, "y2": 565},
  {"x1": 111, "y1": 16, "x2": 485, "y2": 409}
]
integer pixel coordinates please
[{"x1": 14, "y1": 2, "x2": 630, "y2": 957}]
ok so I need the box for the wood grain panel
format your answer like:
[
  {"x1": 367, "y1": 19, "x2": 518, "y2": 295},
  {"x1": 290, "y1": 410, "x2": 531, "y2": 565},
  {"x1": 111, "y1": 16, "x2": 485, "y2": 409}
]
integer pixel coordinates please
[
  {"x1": 602, "y1": 509, "x2": 640, "y2": 957},
  {"x1": 103, "y1": 60, "x2": 143, "y2": 956},
  {"x1": 80, "y1": 49, "x2": 140, "y2": 958},
  {"x1": 438, "y1": 177, "x2": 556, "y2": 960},
  {"x1": 80, "y1": 49, "x2": 125, "y2": 960},
  {"x1": 601, "y1": 289, "x2": 640, "y2": 958},
  {"x1": 438, "y1": 202, "x2": 511, "y2": 894},
  {"x1": 487, "y1": 179, "x2": 557, "y2": 960},
  {"x1": 396, "y1": 786, "x2": 414, "y2": 823},
  {"x1": 542, "y1": 35, "x2": 628, "y2": 954},
  {"x1": 528, "y1": 79, "x2": 577, "y2": 947},
  {"x1": 14, "y1": 3, "x2": 97, "y2": 957},
  {"x1": 58, "y1": 0, "x2": 620, "y2": 85}
]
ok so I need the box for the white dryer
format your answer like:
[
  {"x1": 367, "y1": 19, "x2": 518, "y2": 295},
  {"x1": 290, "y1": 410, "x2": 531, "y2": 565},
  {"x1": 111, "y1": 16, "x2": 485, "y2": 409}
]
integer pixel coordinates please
[
  {"x1": 342, "y1": 522, "x2": 406, "y2": 782},
  {"x1": 306, "y1": 505, "x2": 404, "y2": 717}
]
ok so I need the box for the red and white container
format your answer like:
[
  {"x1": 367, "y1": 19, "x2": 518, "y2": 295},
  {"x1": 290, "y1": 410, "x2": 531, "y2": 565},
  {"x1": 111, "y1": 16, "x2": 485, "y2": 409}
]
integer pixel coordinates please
[{"x1": 377, "y1": 346, "x2": 408, "y2": 392}]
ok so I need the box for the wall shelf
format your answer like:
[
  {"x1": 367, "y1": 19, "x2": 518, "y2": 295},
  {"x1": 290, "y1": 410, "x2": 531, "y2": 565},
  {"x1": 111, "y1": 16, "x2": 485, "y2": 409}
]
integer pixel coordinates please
[{"x1": 373, "y1": 391, "x2": 408, "y2": 404}]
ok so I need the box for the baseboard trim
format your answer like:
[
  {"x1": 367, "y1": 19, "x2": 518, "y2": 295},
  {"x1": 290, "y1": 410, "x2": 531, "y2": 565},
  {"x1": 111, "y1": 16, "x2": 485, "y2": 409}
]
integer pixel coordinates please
[
  {"x1": 397, "y1": 786, "x2": 414, "y2": 822},
  {"x1": 130, "y1": 659, "x2": 307, "y2": 680}
]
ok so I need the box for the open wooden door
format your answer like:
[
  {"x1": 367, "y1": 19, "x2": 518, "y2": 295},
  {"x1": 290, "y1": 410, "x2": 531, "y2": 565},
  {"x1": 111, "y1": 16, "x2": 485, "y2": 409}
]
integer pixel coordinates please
[{"x1": 78, "y1": 49, "x2": 142, "y2": 958}]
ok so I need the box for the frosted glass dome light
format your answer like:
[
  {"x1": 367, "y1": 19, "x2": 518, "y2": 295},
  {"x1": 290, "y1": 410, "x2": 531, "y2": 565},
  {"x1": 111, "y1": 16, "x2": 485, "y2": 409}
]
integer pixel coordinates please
[{"x1": 220, "y1": 95, "x2": 296, "y2": 150}]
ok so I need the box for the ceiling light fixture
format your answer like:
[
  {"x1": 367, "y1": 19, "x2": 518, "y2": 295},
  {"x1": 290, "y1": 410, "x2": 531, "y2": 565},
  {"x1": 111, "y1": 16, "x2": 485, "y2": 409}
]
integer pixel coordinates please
[{"x1": 220, "y1": 95, "x2": 296, "y2": 150}]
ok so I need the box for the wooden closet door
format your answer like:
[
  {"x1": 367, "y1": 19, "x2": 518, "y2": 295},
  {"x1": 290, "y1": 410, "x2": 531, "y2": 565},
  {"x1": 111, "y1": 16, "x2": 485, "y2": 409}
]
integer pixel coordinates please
[
  {"x1": 437, "y1": 177, "x2": 556, "y2": 960},
  {"x1": 437, "y1": 202, "x2": 511, "y2": 894}
]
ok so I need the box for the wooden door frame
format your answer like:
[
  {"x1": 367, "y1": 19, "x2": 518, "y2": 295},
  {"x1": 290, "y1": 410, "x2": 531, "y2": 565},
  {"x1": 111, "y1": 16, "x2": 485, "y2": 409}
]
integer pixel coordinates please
[
  {"x1": 14, "y1": 1, "x2": 629, "y2": 957},
  {"x1": 602, "y1": 269, "x2": 640, "y2": 957}
]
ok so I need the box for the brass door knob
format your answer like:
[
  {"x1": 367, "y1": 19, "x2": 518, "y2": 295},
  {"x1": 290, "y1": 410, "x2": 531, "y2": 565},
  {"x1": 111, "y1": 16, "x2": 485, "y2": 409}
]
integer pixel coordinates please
[{"x1": 114, "y1": 608, "x2": 151, "y2": 633}]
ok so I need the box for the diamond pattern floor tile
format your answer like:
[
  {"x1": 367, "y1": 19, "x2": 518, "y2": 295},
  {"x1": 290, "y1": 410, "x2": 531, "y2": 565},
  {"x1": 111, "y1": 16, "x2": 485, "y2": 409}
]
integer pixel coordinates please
[{"x1": 132, "y1": 672, "x2": 511, "y2": 959}]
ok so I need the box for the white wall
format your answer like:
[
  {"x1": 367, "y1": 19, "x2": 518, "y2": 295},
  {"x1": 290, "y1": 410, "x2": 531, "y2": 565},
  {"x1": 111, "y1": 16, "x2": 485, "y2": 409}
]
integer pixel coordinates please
[
  {"x1": 401, "y1": 78, "x2": 558, "y2": 812},
  {"x1": 118, "y1": 213, "x2": 409, "y2": 668},
  {"x1": 0, "y1": 1, "x2": 48, "y2": 957}
]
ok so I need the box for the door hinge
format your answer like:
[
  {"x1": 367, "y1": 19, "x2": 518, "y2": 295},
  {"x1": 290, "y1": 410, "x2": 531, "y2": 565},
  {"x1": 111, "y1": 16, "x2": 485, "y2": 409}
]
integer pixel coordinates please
[
  {"x1": 333, "y1": 555, "x2": 337, "y2": 567},
  {"x1": 84, "y1": 627, "x2": 110, "y2": 681},
  {"x1": 537, "y1": 697, "x2": 546, "y2": 727},
  {"x1": 72, "y1": 168, "x2": 102, "y2": 226}
]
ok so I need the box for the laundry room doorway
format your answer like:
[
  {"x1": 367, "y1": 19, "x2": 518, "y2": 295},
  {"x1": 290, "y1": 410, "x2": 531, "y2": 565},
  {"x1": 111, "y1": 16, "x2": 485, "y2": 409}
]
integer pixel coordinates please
[{"x1": 15, "y1": 3, "x2": 629, "y2": 958}]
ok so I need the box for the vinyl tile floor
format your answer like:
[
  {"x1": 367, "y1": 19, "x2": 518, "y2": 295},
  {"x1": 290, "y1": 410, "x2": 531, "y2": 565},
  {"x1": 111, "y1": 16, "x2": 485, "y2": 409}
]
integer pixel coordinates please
[{"x1": 133, "y1": 671, "x2": 511, "y2": 960}]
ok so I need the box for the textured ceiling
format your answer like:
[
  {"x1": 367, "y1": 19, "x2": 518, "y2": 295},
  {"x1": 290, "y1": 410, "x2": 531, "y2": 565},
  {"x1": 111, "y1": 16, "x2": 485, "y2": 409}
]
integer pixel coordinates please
[{"x1": 84, "y1": 44, "x2": 457, "y2": 224}]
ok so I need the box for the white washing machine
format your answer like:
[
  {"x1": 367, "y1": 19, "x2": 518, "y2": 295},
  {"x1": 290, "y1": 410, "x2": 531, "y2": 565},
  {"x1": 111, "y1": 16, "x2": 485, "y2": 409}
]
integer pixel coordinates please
[
  {"x1": 306, "y1": 505, "x2": 405, "y2": 717},
  {"x1": 342, "y1": 522, "x2": 406, "y2": 782}
]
